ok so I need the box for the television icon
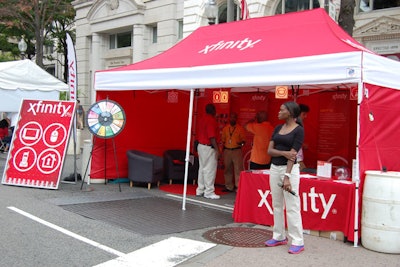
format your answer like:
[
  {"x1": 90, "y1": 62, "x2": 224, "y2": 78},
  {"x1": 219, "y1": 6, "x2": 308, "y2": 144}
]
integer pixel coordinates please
[{"x1": 22, "y1": 127, "x2": 40, "y2": 141}]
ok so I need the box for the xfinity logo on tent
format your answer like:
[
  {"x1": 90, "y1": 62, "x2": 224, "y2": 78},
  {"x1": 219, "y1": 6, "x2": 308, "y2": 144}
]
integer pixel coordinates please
[
  {"x1": 252, "y1": 95, "x2": 266, "y2": 101},
  {"x1": 332, "y1": 93, "x2": 347, "y2": 100},
  {"x1": 198, "y1": 38, "x2": 262, "y2": 54},
  {"x1": 258, "y1": 187, "x2": 336, "y2": 219},
  {"x1": 27, "y1": 101, "x2": 72, "y2": 117}
]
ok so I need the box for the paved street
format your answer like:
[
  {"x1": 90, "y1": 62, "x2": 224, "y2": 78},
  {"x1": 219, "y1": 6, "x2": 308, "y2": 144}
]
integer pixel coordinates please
[{"x1": 0, "y1": 145, "x2": 399, "y2": 267}]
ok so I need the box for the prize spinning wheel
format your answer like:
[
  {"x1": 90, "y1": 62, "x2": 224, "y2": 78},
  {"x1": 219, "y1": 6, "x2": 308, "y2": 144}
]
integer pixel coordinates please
[{"x1": 86, "y1": 99, "x2": 126, "y2": 139}]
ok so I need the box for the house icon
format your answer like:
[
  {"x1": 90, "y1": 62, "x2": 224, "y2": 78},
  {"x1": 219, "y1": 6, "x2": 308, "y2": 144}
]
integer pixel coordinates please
[{"x1": 41, "y1": 153, "x2": 57, "y2": 169}]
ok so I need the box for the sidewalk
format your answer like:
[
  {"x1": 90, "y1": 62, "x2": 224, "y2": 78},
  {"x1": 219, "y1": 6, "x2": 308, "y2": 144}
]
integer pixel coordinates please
[{"x1": 1, "y1": 137, "x2": 399, "y2": 266}]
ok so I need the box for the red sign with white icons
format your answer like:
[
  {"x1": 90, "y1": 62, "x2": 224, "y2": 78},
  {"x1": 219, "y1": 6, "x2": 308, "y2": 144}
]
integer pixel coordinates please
[
  {"x1": 212, "y1": 91, "x2": 229, "y2": 103},
  {"x1": 2, "y1": 100, "x2": 76, "y2": 189}
]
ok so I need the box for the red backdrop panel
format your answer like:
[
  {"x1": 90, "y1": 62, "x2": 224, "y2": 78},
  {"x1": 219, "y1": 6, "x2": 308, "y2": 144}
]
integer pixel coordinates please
[
  {"x1": 90, "y1": 88, "x2": 358, "y2": 185},
  {"x1": 91, "y1": 90, "x2": 190, "y2": 179},
  {"x1": 265, "y1": 90, "x2": 357, "y2": 172},
  {"x1": 359, "y1": 84, "x2": 400, "y2": 183},
  {"x1": 230, "y1": 92, "x2": 270, "y2": 170},
  {"x1": 195, "y1": 89, "x2": 230, "y2": 184}
]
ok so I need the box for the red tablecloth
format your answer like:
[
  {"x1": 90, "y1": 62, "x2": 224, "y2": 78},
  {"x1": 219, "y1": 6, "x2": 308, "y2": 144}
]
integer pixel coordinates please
[{"x1": 233, "y1": 171, "x2": 356, "y2": 241}]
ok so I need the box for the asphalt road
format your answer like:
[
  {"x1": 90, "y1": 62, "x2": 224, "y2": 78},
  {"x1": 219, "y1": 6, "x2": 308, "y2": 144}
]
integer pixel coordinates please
[
  {"x1": 0, "y1": 151, "x2": 235, "y2": 267},
  {"x1": 0, "y1": 151, "x2": 399, "y2": 267}
]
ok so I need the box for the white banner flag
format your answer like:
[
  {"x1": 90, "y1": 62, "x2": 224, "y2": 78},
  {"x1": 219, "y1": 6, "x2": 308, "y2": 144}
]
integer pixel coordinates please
[{"x1": 66, "y1": 33, "x2": 77, "y2": 101}]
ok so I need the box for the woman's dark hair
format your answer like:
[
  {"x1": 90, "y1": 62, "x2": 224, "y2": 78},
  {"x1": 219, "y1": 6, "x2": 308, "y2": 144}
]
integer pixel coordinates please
[
  {"x1": 299, "y1": 104, "x2": 310, "y2": 113},
  {"x1": 0, "y1": 119, "x2": 9, "y2": 129},
  {"x1": 283, "y1": 101, "x2": 301, "y2": 118},
  {"x1": 296, "y1": 117, "x2": 304, "y2": 127}
]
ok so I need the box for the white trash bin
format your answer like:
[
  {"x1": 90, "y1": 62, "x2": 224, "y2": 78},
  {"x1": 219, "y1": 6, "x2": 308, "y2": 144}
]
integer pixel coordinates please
[{"x1": 362, "y1": 170, "x2": 400, "y2": 253}]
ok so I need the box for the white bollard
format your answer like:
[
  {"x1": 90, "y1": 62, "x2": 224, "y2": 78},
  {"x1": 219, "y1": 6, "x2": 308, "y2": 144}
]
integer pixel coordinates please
[
  {"x1": 67, "y1": 129, "x2": 81, "y2": 155},
  {"x1": 81, "y1": 139, "x2": 92, "y2": 184}
]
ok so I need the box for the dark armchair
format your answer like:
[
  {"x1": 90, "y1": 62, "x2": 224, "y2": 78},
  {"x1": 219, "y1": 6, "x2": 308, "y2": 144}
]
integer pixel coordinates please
[
  {"x1": 164, "y1": 149, "x2": 199, "y2": 185},
  {"x1": 126, "y1": 150, "x2": 164, "y2": 189}
]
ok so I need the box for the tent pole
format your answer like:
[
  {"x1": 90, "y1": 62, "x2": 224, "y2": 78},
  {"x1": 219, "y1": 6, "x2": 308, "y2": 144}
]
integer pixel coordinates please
[
  {"x1": 61, "y1": 113, "x2": 78, "y2": 185},
  {"x1": 73, "y1": 119, "x2": 77, "y2": 183},
  {"x1": 353, "y1": 81, "x2": 363, "y2": 247},
  {"x1": 182, "y1": 89, "x2": 195, "y2": 210}
]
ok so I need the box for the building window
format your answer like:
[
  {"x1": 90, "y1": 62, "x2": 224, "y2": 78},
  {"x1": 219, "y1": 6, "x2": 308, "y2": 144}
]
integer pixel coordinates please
[
  {"x1": 152, "y1": 26, "x2": 158, "y2": 43},
  {"x1": 359, "y1": 0, "x2": 400, "y2": 12},
  {"x1": 178, "y1": 20, "x2": 183, "y2": 39},
  {"x1": 218, "y1": 2, "x2": 239, "y2": 24},
  {"x1": 109, "y1": 32, "x2": 132, "y2": 49},
  {"x1": 275, "y1": 0, "x2": 321, "y2": 14},
  {"x1": 45, "y1": 65, "x2": 55, "y2": 76},
  {"x1": 44, "y1": 45, "x2": 54, "y2": 55}
]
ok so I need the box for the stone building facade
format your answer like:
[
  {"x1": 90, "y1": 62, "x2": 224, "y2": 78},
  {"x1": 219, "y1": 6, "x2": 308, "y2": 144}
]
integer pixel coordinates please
[{"x1": 71, "y1": 0, "x2": 400, "y2": 108}]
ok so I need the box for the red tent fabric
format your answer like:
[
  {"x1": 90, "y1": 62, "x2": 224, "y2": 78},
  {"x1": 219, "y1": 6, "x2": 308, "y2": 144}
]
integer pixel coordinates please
[
  {"x1": 98, "y1": 8, "x2": 363, "y2": 71},
  {"x1": 359, "y1": 84, "x2": 400, "y2": 183},
  {"x1": 95, "y1": 9, "x2": 382, "y2": 91}
]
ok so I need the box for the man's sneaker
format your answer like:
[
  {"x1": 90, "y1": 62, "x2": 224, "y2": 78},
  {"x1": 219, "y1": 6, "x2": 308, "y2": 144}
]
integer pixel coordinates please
[
  {"x1": 222, "y1": 188, "x2": 234, "y2": 192},
  {"x1": 196, "y1": 192, "x2": 203, "y2": 197},
  {"x1": 265, "y1": 238, "x2": 288, "y2": 247},
  {"x1": 288, "y1": 245, "x2": 304, "y2": 254},
  {"x1": 204, "y1": 193, "x2": 220, "y2": 199}
]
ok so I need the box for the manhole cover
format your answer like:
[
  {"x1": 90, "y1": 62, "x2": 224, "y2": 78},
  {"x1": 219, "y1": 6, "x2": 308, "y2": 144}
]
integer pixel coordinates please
[{"x1": 203, "y1": 227, "x2": 272, "y2": 247}]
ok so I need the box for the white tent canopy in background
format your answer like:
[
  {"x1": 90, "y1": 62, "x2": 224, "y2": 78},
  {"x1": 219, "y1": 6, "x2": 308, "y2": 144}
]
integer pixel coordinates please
[{"x1": 0, "y1": 60, "x2": 68, "y2": 112}]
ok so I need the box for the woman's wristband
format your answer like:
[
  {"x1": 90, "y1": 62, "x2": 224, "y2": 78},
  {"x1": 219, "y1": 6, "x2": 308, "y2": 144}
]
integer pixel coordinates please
[{"x1": 284, "y1": 173, "x2": 292, "y2": 179}]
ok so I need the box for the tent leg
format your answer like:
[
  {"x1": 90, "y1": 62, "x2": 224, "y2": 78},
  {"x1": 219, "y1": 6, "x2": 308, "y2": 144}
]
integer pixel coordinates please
[
  {"x1": 354, "y1": 180, "x2": 359, "y2": 247},
  {"x1": 112, "y1": 137, "x2": 122, "y2": 192},
  {"x1": 182, "y1": 89, "x2": 195, "y2": 210},
  {"x1": 61, "y1": 121, "x2": 78, "y2": 185}
]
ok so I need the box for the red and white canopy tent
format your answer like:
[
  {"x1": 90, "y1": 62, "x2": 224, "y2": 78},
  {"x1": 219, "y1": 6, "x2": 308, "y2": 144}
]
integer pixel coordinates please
[{"x1": 94, "y1": 8, "x2": 400, "y2": 243}]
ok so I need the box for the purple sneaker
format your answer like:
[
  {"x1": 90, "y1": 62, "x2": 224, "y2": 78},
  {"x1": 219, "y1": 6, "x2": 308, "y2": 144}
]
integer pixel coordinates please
[
  {"x1": 288, "y1": 245, "x2": 304, "y2": 254},
  {"x1": 265, "y1": 238, "x2": 288, "y2": 247}
]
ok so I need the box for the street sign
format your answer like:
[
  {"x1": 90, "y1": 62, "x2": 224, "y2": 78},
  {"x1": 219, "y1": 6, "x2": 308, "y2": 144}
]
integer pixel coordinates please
[{"x1": 2, "y1": 100, "x2": 76, "y2": 189}]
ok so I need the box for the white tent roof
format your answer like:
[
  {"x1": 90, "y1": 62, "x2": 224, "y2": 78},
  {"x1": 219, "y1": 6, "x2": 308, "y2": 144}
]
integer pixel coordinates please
[
  {"x1": 95, "y1": 51, "x2": 400, "y2": 92},
  {"x1": 0, "y1": 60, "x2": 68, "y2": 112},
  {"x1": 363, "y1": 53, "x2": 400, "y2": 90}
]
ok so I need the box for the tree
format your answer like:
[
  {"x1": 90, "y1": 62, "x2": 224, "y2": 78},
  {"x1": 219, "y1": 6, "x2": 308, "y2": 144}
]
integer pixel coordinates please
[
  {"x1": 45, "y1": 0, "x2": 75, "y2": 83},
  {"x1": 0, "y1": 29, "x2": 21, "y2": 60},
  {"x1": 0, "y1": 0, "x2": 75, "y2": 68},
  {"x1": 338, "y1": 0, "x2": 356, "y2": 36}
]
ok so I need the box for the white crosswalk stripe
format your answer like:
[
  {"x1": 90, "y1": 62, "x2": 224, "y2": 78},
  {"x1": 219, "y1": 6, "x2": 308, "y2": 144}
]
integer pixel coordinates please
[{"x1": 93, "y1": 237, "x2": 216, "y2": 267}]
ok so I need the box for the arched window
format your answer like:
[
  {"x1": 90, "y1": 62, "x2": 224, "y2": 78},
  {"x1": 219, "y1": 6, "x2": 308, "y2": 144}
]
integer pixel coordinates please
[
  {"x1": 275, "y1": 0, "x2": 321, "y2": 14},
  {"x1": 359, "y1": 0, "x2": 400, "y2": 12},
  {"x1": 218, "y1": 1, "x2": 239, "y2": 23}
]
